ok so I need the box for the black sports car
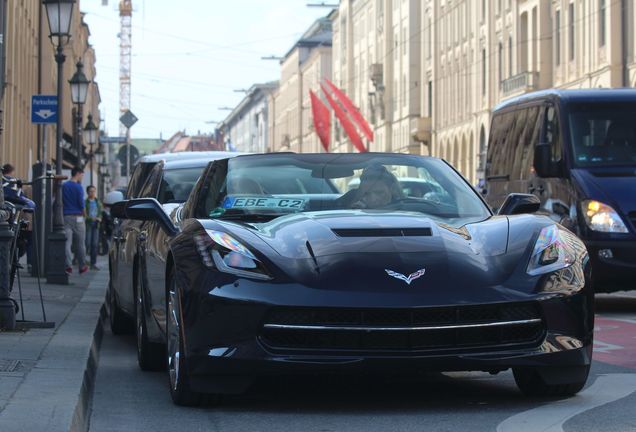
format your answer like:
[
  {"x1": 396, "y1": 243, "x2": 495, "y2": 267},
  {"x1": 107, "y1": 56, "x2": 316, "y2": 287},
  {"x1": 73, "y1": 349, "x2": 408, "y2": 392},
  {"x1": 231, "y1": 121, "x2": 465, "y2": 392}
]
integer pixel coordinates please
[{"x1": 113, "y1": 152, "x2": 593, "y2": 406}]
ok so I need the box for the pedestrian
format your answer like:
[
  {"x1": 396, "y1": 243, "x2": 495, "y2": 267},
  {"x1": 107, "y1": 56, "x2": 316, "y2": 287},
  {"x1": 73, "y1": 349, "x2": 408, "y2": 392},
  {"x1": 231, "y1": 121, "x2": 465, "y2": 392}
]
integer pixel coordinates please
[
  {"x1": 63, "y1": 167, "x2": 88, "y2": 274},
  {"x1": 84, "y1": 185, "x2": 102, "y2": 270}
]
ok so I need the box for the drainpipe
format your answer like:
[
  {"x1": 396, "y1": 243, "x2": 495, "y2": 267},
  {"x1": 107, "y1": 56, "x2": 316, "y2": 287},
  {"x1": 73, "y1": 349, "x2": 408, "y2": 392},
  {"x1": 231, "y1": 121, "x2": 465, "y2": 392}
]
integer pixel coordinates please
[{"x1": 622, "y1": 0, "x2": 629, "y2": 87}]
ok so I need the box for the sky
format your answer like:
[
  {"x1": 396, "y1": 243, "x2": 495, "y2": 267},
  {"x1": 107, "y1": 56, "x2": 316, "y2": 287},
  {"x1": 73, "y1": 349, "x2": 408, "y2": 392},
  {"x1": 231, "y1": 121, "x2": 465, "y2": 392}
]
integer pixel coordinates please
[{"x1": 80, "y1": 0, "x2": 330, "y2": 140}]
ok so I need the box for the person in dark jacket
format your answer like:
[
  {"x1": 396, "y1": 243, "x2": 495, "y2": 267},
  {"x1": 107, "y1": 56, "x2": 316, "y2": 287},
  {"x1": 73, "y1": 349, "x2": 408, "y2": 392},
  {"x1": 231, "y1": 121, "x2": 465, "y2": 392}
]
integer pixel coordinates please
[
  {"x1": 84, "y1": 185, "x2": 102, "y2": 270},
  {"x1": 63, "y1": 167, "x2": 88, "y2": 274}
]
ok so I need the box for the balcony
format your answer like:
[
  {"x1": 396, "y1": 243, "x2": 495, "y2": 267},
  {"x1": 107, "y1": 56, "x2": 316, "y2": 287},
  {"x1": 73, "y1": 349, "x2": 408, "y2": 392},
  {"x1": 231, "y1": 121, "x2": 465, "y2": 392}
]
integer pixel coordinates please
[
  {"x1": 410, "y1": 116, "x2": 432, "y2": 144},
  {"x1": 500, "y1": 72, "x2": 538, "y2": 98}
]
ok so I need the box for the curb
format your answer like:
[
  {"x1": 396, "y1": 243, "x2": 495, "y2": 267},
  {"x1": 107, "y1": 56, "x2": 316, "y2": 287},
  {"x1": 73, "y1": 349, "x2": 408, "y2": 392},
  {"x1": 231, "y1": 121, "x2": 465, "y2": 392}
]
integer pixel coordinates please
[
  {"x1": 0, "y1": 271, "x2": 108, "y2": 432},
  {"x1": 70, "y1": 301, "x2": 106, "y2": 432}
]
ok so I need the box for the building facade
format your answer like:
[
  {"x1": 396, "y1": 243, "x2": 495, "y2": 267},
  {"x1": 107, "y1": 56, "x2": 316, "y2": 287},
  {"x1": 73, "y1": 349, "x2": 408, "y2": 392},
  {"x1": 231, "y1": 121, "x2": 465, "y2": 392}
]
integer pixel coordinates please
[
  {"x1": 331, "y1": 0, "x2": 424, "y2": 154},
  {"x1": 269, "y1": 17, "x2": 333, "y2": 153},
  {"x1": 332, "y1": 0, "x2": 635, "y2": 184},
  {"x1": 0, "y1": 2, "x2": 101, "y2": 182},
  {"x1": 220, "y1": 82, "x2": 278, "y2": 153}
]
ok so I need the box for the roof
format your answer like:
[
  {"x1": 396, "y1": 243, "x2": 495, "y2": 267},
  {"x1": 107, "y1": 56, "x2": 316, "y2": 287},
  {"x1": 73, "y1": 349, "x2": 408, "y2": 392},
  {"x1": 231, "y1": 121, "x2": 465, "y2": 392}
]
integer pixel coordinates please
[
  {"x1": 495, "y1": 88, "x2": 636, "y2": 111},
  {"x1": 220, "y1": 82, "x2": 279, "y2": 128},
  {"x1": 282, "y1": 17, "x2": 332, "y2": 61}
]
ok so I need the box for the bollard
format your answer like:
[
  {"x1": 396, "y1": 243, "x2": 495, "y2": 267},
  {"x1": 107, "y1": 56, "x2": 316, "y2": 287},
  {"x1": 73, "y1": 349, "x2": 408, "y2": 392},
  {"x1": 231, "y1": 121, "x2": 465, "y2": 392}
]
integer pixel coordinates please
[{"x1": 0, "y1": 209, "x2": 15, "y2": 330}]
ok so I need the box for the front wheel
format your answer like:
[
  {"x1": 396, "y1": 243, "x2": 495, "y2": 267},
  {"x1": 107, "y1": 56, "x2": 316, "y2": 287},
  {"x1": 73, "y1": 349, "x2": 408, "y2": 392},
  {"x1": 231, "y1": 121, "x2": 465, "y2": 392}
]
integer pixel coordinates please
[
  {"x1": 513, "y1": 364, "x2": 590, "y2": 397},
  {"x1": 166, "y1": 269, "x2": 216, "y2": 406}
]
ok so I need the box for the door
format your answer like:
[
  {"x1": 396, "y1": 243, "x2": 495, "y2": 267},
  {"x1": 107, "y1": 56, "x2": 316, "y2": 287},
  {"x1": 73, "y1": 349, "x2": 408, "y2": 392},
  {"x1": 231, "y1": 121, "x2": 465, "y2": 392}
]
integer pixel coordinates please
[{"x1": 534, "y1": 104, "x2": 578, "y2": 231}]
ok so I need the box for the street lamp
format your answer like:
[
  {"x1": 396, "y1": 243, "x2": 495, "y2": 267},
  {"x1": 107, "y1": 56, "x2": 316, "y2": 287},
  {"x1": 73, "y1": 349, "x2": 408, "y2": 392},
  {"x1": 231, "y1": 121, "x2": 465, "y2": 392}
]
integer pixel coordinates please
[
  {"x1": 43, "y1": 0, "x2": 75, "y2": 285},
  {"x1": 69, "y1": 60, "x2": 90, "y2": 159},
  {"x1": 83, "y1": 113, "x2": 98, "y2": 185}
]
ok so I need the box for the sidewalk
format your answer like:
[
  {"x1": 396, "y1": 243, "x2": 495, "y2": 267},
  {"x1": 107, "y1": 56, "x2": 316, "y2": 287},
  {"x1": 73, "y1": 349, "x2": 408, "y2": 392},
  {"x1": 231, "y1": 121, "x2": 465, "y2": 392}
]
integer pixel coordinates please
[{"x1": 0, "y1": 256, "x2": 108, "y2": 432}]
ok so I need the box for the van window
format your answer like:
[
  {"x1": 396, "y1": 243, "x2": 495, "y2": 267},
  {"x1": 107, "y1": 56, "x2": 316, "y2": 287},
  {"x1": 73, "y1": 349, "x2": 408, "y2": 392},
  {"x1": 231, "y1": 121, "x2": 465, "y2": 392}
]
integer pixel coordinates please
[
  {"x1": 486, "y1": 111, "x2": 516, "y2": 177},
  {"x1": 512, "y1": 106, "x2": 542, "y2": 180},
  {"x1": 543, "y1": 106, "x2": 562, "y2": 163}
]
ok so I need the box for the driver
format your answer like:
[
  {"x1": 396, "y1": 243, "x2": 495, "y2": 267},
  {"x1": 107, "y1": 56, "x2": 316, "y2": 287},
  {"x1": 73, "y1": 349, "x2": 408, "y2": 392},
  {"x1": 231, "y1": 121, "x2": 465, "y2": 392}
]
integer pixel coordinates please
[{"x1": 351, "y1": 164, "x2": 403, "y2": 209}]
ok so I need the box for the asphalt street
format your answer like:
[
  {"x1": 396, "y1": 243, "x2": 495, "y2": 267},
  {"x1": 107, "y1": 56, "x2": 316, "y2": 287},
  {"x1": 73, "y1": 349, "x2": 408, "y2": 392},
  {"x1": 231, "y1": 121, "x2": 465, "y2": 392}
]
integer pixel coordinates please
[{"x1": 88, "y1": 293, "x2": 636, "y2": 432}]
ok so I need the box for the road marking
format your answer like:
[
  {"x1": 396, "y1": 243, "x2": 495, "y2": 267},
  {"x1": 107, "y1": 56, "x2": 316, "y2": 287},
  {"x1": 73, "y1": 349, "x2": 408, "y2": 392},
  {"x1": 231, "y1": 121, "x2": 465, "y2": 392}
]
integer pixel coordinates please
[
  {"x1": 497, "y1": 374, "x2": 636, "y2": 432},
  {"x1": 593, "y1": 317, "x2": 636, "y2": 369}
]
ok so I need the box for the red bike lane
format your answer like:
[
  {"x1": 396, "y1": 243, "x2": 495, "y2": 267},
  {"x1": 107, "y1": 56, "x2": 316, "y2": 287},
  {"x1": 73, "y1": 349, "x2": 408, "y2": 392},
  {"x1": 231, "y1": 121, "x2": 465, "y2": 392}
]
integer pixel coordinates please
[{"x1": 593, "y1": 316, "x2": 636, "y2": 370}]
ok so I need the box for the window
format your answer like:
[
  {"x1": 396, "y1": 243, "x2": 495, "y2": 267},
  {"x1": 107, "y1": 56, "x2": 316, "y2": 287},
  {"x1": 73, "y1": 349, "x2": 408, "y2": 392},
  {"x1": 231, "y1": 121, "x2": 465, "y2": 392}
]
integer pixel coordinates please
[
  {"x1": 569, "y1": 3, "x2": 575, "y2": 61},
  {"x1": 498, "y1": 42, "x2": 503, "y2": 84},
  {"x1": 555, "y1": 10, "x2": 561, "y2": 66},
  {"x1": 599, "y1": 0, "x2": 606, "y2": 47},
  {"x1": 543, "y1": 106, "x2": 562, "y2": 163},
  {"x1": 482, "y1": 49, "x2": 487, "y2": 95},
  {"x1": 508, "y1": 37, "x2": 513, "y2": 77},
  {"x1": 428, "y1": 80, "x2": 433, "y2": 117},
  {"x1": 486, "y1": 111, "x2": 516, "y2": 177}
]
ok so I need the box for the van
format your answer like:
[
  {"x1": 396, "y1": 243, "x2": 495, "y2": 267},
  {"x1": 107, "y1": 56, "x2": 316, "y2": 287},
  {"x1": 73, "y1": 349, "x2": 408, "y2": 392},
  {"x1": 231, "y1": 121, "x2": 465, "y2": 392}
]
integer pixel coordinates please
[{"x1": 484, "y1": 89, "x2": 636, "y2": 292}]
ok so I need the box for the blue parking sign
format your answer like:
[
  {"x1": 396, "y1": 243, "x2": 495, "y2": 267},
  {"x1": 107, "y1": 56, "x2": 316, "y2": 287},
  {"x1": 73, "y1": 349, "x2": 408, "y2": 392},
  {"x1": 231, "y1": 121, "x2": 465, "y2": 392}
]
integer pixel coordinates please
[{"x1": 31, "y1": 95, "x2": 58, "y2": 124}]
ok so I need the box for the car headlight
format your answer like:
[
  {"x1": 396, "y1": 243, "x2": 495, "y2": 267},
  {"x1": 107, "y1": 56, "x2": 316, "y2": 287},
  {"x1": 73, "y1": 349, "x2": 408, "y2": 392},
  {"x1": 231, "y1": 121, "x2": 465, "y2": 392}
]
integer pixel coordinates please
[
  {"x1": 582, "y1": 200, "x2": 628, "y2": 233},
  {"x1": 194, "y1": 230, "x2": 271, "y2": 280},
  {"x1": 527, "y1": 225, "x2": 577, "y2": 276}
]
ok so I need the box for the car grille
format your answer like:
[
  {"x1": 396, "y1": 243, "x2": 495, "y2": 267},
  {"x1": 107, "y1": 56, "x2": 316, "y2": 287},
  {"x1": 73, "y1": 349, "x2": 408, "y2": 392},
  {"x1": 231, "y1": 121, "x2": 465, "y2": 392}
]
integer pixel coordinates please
[{"x1": 260, "y1": 303, "x2": 545, "y2": 354}]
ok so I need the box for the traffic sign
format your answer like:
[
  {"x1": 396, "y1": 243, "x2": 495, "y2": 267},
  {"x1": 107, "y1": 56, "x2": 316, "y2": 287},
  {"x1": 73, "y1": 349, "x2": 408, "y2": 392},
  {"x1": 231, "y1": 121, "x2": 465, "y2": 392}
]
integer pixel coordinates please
[
  {"x1": 119, "y1": 110, "x2": 138, "y2": 129},
  {"x1": 99, "y1": 136, "x2": 128, "y2": 144},
  {"x1": 31, "y1": 95, "x2": 58, "y2": 124}
]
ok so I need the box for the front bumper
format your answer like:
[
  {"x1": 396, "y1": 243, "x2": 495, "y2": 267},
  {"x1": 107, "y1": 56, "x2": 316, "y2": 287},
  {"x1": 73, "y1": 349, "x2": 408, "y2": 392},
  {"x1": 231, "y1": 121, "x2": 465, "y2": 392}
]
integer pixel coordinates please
[
  {"x1": 585, "y1": 239, "x2": 636, "y2": 292},
  {"x1": 180, "y1": 283, "x2": 594, "y2": 394}
]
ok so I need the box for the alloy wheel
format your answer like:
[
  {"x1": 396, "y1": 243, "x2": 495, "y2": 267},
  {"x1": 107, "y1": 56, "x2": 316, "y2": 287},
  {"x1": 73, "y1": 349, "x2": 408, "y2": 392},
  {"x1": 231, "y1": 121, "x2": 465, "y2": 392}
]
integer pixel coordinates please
[{"x1": 167, "y1": 278, "x2": 181, "y2": 392}]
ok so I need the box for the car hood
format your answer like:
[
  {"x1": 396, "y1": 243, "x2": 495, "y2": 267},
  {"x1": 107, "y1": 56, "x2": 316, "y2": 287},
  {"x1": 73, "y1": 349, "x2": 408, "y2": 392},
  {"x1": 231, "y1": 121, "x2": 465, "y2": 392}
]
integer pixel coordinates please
[
  {"x1": 210, "y1": 211, "x2": 549, "y2": 300},
  {"x1": 572, "y1": 168, "x2": 636, "y2": 216}
]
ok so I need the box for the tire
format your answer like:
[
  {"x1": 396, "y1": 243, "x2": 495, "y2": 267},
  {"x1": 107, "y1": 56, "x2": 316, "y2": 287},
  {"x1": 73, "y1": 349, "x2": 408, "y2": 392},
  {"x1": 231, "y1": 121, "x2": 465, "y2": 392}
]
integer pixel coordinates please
[
  {"x1": 136, "y1": 269, "x2": 165, "y2": 371},
  {"x1": 166, "y1": 268, "x2": 216, "y2": 406},
  {"x1": 109, "y1": 277, "x2": 133, "y2": 335},
  {"x1": 513, "y1": 365, "x2": 590, "y2": 397}
]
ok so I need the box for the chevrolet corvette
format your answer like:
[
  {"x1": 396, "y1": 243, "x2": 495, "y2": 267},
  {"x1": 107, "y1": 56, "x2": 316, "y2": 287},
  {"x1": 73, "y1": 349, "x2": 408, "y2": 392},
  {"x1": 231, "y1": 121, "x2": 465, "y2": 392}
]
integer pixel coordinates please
[{"x1": 113, "y1": 152, "x2": 593, "y2": 406}]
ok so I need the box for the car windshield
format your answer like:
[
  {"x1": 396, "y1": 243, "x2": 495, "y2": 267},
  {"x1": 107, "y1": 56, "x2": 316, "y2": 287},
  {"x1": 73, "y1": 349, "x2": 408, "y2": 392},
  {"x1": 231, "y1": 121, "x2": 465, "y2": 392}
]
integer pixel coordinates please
[
  {"x1": 569, "y1": 103, "x2": 636, "y2": 167},
  {"x1": 158, "y1": 167, "x2": 203, "y2": 204},
  {"x1": 199, "y1": 153, "x2": 490, "y2": 225}
]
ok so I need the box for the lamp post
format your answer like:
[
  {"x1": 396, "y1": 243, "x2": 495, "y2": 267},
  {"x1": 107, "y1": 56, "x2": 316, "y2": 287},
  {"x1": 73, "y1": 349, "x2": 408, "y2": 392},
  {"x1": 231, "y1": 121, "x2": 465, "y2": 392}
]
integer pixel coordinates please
[
  {"x1": 83, "y1": 114, "x2": 98, "y2": 185},
  {"x1": 43, "y1": 0, "x2": 75, "y2": 285},
  {"x1": 69, "y1": 60, "x2": 90, "y2": 161}
]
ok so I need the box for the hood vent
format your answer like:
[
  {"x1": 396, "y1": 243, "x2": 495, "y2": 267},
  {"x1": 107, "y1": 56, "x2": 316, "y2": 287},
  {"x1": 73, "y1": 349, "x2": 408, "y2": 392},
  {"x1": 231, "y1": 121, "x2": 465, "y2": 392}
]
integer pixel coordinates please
[{"x1": 332, "y1": 228, "x2": 432, "y2": 237}]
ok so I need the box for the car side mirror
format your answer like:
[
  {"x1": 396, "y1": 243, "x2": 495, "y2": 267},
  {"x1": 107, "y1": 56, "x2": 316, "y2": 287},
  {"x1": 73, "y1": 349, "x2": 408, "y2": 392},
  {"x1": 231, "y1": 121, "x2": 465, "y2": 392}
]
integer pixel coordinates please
[
  {"x1": 498, "y1": 193, "x2": 541, "y2": 216},
  {"x1": 534, "y1": 143, "x2": 563, "y2": 178},
  {"x1": 110, "y1": 200, "x2": 128, "y2": 219},
  {"x1": 125, "y1": 198, "x2": 178, "y2": 236}
]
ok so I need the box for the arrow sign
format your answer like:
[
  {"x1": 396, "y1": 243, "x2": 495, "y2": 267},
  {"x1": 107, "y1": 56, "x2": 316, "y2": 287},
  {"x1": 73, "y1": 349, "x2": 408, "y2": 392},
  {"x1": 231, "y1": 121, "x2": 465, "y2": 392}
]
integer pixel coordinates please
[
  {"x1": 34, "y1": 109, "x2": 55, "y2": 120},
  {"x1": 31, "y1": 95, "x2": 58, "y2": 124}
]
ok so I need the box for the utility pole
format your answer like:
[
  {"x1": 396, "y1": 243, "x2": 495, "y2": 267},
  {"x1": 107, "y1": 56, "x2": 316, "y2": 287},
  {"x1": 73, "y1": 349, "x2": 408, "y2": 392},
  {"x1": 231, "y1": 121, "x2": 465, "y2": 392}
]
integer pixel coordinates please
[{"x1": 0, "y1": 0, "x2": 15, "y2": 329}]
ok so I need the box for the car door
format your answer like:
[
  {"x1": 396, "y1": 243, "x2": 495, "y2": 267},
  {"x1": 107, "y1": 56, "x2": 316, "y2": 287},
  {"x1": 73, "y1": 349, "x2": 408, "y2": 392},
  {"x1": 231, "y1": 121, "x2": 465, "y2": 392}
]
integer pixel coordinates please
[{"x1": 115, "y1": 162, "x2": 162, "y2": 316}]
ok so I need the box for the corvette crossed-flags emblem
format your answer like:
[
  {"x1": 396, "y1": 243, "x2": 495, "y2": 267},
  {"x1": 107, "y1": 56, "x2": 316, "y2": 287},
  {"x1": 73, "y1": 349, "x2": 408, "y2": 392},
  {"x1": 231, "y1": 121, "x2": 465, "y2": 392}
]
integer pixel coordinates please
[{"x1": 384, "y1": 268, "x2": 426, "y2": 285}]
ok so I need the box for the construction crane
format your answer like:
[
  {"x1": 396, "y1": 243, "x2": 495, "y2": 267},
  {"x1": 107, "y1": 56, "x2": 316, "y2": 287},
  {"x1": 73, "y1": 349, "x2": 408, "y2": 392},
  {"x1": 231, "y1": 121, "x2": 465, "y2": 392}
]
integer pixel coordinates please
[
  {"x1": 119, "y1": 0, "x2": 132, "y2": 140},
  {"x1": 102, "y1": 0, "x2": 133, "y2": 141}
]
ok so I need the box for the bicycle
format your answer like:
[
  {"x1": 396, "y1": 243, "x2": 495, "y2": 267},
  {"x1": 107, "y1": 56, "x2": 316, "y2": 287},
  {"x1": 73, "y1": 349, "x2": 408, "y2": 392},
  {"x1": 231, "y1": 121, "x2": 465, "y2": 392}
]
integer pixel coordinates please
[{"x1": 2, "y1": 172, "x2": 66, "y2": 323}]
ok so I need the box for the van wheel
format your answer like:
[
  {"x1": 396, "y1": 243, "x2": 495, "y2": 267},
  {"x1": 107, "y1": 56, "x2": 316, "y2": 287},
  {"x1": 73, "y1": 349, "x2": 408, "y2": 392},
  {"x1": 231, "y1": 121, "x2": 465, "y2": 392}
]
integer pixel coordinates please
[{"x1": 513, "y1": 365, "x2": 590, "y2": 397}]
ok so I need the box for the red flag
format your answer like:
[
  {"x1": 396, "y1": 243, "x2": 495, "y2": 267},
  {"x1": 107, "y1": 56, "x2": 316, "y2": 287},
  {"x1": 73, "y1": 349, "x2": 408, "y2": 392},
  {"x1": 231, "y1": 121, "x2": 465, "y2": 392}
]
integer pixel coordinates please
[
  {"x1": 309, "y1": 90, "x2": 330, "y2": 152},
  {"x1": 324, "y1": 78, "x2": 374, "y2": 142},
  {"x1": 321, "y1": 84, "x2": 367, "y2": 153}
]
